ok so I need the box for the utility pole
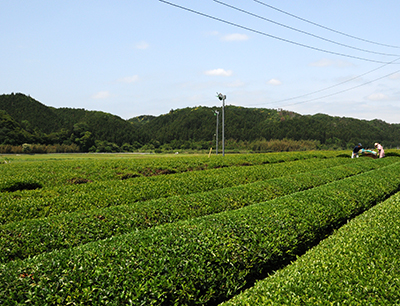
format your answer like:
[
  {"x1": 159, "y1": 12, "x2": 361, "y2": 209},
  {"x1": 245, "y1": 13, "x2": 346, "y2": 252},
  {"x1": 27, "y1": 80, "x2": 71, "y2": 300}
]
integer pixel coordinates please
[
  {"x1": 217, "y1": 93, "x2": 226, "y2": 156},
  {"x1": 214, "y1": 110, "x2": 219, "y2": 155}
]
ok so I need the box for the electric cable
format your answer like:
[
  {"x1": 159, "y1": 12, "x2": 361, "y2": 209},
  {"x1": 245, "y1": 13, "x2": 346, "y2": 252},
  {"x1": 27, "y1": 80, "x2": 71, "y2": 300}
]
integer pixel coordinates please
[
  {"x1": 158, "y1": 0, "x2": 399, "y2": 64},
  {"x1": 213, "y1": 0, "x2": 399, "y2": 57},
  {"x1": 277, "y1": 69, "x2": 400, "y2": 108},
  {"x1": 248, "y1": 56, "x2": 400, "y2": 107},
  {"x1": 158, "y1": 0, "x2": 399, "y2": 111},
  {"x1": 253, "y1": 0, "x2": 400, "y2": 49}
]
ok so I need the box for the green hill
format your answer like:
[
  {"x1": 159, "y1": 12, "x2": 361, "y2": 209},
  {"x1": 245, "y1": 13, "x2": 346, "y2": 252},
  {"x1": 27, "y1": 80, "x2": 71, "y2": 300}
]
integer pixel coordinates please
[
  {"x1": 53, "y1": 107, "x2": 141, "y2": 147},
  {"x1": 0, "y1": 109, "x2": 36, "y2": 145},
  {"x1": 0, "y1": 93, "x2": 142, "y2": 151},
  {"x1": 132, "y1": 106, "x2": 400, "y2": 150},
  {"x1": 1, "y1": 92, "x2": 400, "y2": 152},
  {"x1": 0, "y1": 93, "x2": 63, "y2": 134}
]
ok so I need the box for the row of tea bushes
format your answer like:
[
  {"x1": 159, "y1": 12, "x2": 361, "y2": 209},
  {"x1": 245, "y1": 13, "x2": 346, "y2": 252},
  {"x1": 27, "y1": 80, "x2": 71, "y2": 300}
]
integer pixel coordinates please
[
  {"x1": 220, "y1": 192, "x2": 400, "y2": 305},
  {"x1": 1, "y1": 158, "x2": 392, "y2": 263},
  {"x1": 0, "y1": 157, "x2": 358, "y2": 225},
  {"x1": 0, "y1": 151, "x2": 346, "y2": 189},
  {"x1": 1, "y1": 162, "x2": 400, "y2": 305}
]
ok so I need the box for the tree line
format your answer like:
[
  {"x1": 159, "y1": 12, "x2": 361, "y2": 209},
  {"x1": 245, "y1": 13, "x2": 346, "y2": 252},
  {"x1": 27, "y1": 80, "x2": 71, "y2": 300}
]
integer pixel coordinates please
[{"x1": 1, "y1": 93, "x2": 400, "y2": 153}]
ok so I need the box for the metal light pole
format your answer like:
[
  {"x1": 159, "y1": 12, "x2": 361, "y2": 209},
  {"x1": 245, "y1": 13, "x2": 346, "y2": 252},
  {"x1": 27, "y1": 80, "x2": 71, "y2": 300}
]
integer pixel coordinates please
[
  {"x1": 217, "y1": 93, "x2": 226, "y2": 156},
  {"x1": 214, "y1": 110, "x2": 219, "y2": 155}
]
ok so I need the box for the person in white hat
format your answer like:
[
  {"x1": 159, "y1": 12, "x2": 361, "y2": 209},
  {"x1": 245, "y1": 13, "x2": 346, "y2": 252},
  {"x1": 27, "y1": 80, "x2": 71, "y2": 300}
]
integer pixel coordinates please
[{"x1": 374, "y1": 142, "x2": 385, "y2": 158}]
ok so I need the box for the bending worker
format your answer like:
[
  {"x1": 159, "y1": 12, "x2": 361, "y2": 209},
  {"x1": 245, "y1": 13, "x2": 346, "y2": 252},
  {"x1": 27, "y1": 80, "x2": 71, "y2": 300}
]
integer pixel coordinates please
[
  {"x1": 352, "y1": 143, "x2": 362, "y2": 158},
  {"x1": 374, "y1": 142, "x2": 385, "y2": 158}
]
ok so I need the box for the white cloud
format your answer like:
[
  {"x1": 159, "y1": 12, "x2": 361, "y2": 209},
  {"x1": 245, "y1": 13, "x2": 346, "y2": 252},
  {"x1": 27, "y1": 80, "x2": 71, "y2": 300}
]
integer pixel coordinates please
[
  {"x1": 221, "y1": 33, "x2": 249, "y2": 41},
  {"x1": 204, "y1": 68, "x2": 233, "y2": 76},
  {"x1": 268, "y1": 79, "x2": 282, "y2": 86},
  {"x1": 367, "y1": 93, "x2": 389, "y2": 101},
  {"x1": 135, "y1": 41, "x2": 149, "y2": 50},
  {"x1": 92, "y1": 91, "x2": 111, "y2": 99},
  {"x1": 309, "y1": 59, "x2": 353, "y2": 68},
  {"x1": 118, "y1": 75, "x2": 139, "y2": 83}
]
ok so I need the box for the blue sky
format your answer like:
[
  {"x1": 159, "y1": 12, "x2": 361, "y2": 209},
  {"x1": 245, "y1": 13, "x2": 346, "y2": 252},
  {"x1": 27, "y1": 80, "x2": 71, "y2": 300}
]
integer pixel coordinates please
[{"x1": 1, "y1": 0, "x2": 400, "y2": 123}]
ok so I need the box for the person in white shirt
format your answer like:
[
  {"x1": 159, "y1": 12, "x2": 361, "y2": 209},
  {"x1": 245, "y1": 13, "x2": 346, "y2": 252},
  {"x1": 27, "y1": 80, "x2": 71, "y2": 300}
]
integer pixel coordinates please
[{"x1": 374, "y1": 142, "x2": 385, "y2": 158}]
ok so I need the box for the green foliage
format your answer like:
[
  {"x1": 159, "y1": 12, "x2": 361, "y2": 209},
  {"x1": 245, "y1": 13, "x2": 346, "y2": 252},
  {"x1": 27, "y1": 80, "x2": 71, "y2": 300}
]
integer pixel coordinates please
[
  {"x1": 1, "y1": 154, "x2": 400, "y2": 304},
  {"x1": 0, "y1": 154, "x2": 352, "y2": 225},
  {"x1": 135, "y1": 106, "x2": 400, "y2": 149},
  {"x1": 21, "y1": 143, "x2": 32, "y2": 153},
  {"x1": 54, "y1": 108, "x2": 141, "y2": 146},
  {"x1": 0, "y1": 143, "x2": 80, "y2": 154},
  {"x1": 0, "y1": 94, "x2": 141, "y2": 150},
  {"x1": 2, "y1": 157, "x2": 394, "y2": 262},
  {"x1": 0, "y1": 110, "x2": 35, "y2": 145},
  {"x1": 0, "y1": 93, "x2": 62, "y2": 134},
  {"x1": 250, "y1": 138, "x2": 320, "y2": 152},
  {"x1": 221, "y1": 192, "x2": 400, "y2": 305},
  {"x1": 3, "y1": 93, "x2": 400, "y2": 152}
]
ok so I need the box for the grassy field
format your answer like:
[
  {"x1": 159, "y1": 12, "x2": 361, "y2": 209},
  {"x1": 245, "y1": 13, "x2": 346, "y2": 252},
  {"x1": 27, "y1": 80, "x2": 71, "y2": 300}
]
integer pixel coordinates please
[{"x1": 1, "y1": 150, "x2": 400, "y2": 305}]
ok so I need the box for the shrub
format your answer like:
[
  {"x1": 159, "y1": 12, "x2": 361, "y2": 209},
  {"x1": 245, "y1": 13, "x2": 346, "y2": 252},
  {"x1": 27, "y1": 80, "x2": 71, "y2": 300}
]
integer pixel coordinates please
[
  {"x1": 1, "y1": 162, "x2": 400, "y2": 305},
  {"x1": 221, "y1": 192, "x2": 400, "y2": 305}
]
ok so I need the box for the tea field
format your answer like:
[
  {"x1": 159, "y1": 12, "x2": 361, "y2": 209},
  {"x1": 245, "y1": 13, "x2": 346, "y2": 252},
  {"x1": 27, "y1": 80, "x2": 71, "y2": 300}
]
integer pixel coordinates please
[{"x1": 1, "y1": 151, "x2": 400, "y2": 305}]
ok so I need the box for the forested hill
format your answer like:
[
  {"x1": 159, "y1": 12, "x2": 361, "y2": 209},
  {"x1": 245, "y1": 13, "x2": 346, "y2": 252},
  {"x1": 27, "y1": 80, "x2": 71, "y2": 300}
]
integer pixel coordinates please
[
  {"x1": 1, "y1": 92, "x2": 400, "y2": 152},
  {"x1": 133, "y1": 106, "x2": 400, "y2": 149},
  {"x1": 0, "y1": 93, "x2": 64, "y2": 134},
  {"x1": 0, "y1": 93, "x2": 141, "y2": 151}
]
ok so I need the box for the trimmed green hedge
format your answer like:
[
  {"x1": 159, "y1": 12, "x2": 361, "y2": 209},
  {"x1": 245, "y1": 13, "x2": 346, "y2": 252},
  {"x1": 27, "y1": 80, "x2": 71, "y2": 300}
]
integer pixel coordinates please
[
  {"x1": 1, "y1": 162, "x2": 400, "y2": 305},
  {"x1": 0, "y1": 151, "x2": 345, "y2": 189},
  {"x1": 1, "y1": 158, "x2": 394, "y2": 263},
  {"x1": 0, "y1": 157, "x2": 355, "y2": 225},
  {"x1": 221, "y1": 192, "x2": 400, "y2": 305}
]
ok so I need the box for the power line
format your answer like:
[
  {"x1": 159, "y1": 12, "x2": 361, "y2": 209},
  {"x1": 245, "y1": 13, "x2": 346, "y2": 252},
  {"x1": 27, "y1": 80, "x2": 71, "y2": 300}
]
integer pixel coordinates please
[
  {"x1": 253, "y1": 0, "x2": 400, "y2": 49},
  {"x1": 279, "y1": 69, "x2": 400, "y2": 108},
  {"x1": 213, "y1": 0, "x2": 399, "y2": 57},
  {"x1": 248, "y1": 57, "x2": 400, "y2": 107},
  {"x1": 158, "y1": 0, "x2": 399, "y2": 64},
  {"x1": 159, "y1": 0, "x2": 400, "y2": 111}
]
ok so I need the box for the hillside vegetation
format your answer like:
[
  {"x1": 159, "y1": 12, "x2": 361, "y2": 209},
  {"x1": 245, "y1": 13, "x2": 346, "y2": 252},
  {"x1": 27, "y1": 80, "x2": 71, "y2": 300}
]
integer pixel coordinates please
[{"x1": 1, "y1": 93, "x2": 400, "y2": 153}]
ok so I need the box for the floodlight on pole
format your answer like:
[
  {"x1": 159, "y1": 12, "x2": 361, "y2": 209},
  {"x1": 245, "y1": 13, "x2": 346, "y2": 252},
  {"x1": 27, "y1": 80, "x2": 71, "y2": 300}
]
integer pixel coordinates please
[
  {"x1": 213, "y1": 110, "x2": 219, "y2": 155},
  {"x1": 216, "y1": 93, "x2": 226, "y2": 156}
]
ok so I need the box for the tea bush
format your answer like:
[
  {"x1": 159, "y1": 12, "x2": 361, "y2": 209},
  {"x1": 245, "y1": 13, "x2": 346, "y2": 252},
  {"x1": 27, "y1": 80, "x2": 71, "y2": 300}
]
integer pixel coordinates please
[
  {"x1": 0, "y1": 158, "x2": 393, "y2": 262},
  {"x1": 220, "y1": 192, "x2": 400, "y2": 305},
  {"x1": 0, "y1": 157, "x2": 356, "y2": 224},
  {"x1": 1, "y1": 162, "x2": 400, "y2": 305}
]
